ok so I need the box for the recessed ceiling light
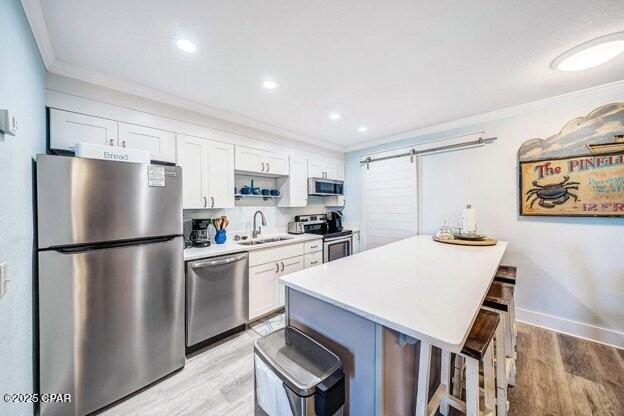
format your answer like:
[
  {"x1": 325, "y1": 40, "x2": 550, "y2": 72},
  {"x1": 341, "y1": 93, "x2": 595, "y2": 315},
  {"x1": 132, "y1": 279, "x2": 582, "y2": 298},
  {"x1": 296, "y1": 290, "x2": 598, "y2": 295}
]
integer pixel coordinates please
[
  {"x1": 329, "y1": 113, "x2": 341, "y2": 120},
  {"x1": 176, "y1": 39, "x2": 197, "y2": 53},
  {"x1": 551, "y1": 32, "x2": 624, "y2": 71},
  {"x1": 263, "y1": 80, "x2": 278, "y2": 90},
  {"x1": 358, "y1": 126, "x2": 368, "y2": 132}
]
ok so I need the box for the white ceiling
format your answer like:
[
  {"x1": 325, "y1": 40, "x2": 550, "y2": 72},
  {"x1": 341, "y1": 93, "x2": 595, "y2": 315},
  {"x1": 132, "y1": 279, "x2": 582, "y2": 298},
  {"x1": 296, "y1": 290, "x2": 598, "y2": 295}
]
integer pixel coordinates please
[{"x1": 30, "y1": 0, "x2": 624, "y2": 151}]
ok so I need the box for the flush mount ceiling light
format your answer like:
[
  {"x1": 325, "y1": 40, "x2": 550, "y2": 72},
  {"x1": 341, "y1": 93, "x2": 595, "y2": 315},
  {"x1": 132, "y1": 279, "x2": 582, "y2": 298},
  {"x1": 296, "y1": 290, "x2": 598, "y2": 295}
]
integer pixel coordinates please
[
  {"x1": 358, "y1": 126, "x2": 368, "y2": 132},
  {"x1": 551, "y1": 32, "x2": 624, "y2": 71},
  {"x1": 329, "y1": 113, "x2": 341, "y2": 120},
  {"x1": 262, "y1": 80, "x2": 278, "y2": 90},
  {"x1": 176, "y1": 39, "x2": 197, "y2": 53}
]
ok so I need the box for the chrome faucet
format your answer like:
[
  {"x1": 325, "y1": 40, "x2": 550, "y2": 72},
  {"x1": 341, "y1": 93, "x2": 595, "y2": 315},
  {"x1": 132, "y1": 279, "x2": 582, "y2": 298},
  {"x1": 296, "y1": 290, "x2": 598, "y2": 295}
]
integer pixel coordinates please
[{"x1": 252, "y1": 210, "x2": 267, "y2": 239}]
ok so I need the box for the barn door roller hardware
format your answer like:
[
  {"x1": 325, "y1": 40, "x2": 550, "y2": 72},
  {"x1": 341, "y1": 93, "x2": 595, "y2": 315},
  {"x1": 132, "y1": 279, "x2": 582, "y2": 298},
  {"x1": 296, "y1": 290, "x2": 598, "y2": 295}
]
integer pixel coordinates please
[{"x1": 360, "y1": 136, "x2": 497, "y2": 168}]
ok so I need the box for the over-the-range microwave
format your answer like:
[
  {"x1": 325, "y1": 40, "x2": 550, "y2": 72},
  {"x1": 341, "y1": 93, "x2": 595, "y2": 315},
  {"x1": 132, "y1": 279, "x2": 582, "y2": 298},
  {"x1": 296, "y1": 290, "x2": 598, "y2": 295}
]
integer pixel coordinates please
[{"x1": 308, "y1": 177, "x2": 344, "y2": 196}]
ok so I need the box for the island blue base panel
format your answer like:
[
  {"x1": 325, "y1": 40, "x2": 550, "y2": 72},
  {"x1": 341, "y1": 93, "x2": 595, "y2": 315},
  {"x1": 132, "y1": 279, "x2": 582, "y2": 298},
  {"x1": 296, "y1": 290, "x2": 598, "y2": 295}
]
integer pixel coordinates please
[{"x1": 285, "y1": 288, "x2": 441, "y2": 416}]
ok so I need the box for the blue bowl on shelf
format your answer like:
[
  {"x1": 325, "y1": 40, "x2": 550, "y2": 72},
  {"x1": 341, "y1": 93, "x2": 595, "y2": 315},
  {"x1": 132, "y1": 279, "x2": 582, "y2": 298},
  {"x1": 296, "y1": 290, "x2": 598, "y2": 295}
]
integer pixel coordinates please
[
  {"x1": 261, "y1": 189, "x2": 271, "y2": 196},
  {"x1": 270, "y1": 190, "x2": 280, "y2": 196},
  {"x1": 240, "y1": 186, "x2": 252, "y2": 195}
]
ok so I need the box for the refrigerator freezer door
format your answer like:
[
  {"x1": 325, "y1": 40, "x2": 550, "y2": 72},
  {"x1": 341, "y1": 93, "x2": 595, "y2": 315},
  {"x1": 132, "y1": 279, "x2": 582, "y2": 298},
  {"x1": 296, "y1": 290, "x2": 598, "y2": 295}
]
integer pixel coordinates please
[
  {"x1": 39, "y1": 236, "x2": 185, "y2": 416},
  {"x1": 36, "y1": 155, "x2": 182, "y2": 249}
]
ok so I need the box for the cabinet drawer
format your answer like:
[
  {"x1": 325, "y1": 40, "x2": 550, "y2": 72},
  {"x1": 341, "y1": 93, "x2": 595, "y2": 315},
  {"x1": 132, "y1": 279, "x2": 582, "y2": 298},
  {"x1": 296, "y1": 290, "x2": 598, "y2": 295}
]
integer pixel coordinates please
[
  {"x1": 304, "y1": 251, "x2": 323, "y2": 269},
  {"x1": 249, "y1": 243, "x2": 304, "y2": 267},
  {"x1": 304, "y1": 239, "x2": 322, "y2": 253}
]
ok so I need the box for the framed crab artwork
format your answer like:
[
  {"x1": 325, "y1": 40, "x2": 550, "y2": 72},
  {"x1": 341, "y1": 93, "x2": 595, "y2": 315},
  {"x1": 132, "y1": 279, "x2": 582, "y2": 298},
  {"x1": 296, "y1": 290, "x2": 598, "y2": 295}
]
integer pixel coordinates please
[{"x1": 518, "y1": 103, "x2": 624, "y2": 217}]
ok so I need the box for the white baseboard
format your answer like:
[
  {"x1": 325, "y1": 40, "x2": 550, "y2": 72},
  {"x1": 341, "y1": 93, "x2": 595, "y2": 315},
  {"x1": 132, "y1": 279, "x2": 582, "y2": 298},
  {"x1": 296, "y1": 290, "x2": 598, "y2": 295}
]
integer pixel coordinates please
[{"x1": 516, "y1": 307, "x2": 624, "y2": 350}]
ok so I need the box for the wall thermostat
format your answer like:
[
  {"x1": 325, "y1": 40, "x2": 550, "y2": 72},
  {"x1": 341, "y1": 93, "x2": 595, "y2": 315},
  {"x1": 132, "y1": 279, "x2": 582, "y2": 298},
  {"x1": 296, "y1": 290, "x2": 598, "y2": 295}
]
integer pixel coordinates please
[{"x1": 0, "y1": 110, "x2": 18, "y2": 136}]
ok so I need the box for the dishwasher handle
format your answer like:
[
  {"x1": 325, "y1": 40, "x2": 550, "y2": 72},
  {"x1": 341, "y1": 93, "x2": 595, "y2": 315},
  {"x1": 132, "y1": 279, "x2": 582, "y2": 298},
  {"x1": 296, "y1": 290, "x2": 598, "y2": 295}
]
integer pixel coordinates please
[{"x1": 190, "y1": 253, "x2": 248, "y2": 269}]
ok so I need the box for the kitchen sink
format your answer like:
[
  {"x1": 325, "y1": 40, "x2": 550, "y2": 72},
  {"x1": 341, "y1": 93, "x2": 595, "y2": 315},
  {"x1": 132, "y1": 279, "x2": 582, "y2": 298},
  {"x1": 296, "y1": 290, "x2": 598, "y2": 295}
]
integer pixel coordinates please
[
  {"x1": 262, "y1": 236, "x2": 294, "y2": 242},
  {"x1": 237, "y1": 236, "x2": 294, "y2": 246},
  {"x1": 237, "y1": 240, "x2": 265, "y2": 246}
]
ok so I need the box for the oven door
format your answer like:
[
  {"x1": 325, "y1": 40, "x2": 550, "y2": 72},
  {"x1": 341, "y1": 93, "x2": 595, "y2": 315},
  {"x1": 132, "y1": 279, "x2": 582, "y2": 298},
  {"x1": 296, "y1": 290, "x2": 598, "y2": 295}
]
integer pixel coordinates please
[{"x1": 323, "y1": 236, "x2": 352, "y2": 262}]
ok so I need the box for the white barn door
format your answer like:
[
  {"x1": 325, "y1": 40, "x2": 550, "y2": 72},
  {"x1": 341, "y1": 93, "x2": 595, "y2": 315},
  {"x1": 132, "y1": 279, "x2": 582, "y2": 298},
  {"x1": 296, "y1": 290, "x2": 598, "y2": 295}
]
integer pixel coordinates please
[{"x1": 361, "y1": 152, "x2": 419, "y2": 250}]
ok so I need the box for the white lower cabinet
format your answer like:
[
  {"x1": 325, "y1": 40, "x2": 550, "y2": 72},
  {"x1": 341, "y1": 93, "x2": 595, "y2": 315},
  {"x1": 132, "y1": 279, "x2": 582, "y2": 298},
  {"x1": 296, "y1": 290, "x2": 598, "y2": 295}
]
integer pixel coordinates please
[
  {"x1": 248, "y1": 243, "x2": 308, "y2": 320},
  {"x1": 304, "y1": 251, "x2": 323, "y2": 268},
  {"x1": 249, "y1": 255, "x2": 304, "y2": 319},
  {"x1": 249, "y1": 262, "x2": 281, "y2": 319}
]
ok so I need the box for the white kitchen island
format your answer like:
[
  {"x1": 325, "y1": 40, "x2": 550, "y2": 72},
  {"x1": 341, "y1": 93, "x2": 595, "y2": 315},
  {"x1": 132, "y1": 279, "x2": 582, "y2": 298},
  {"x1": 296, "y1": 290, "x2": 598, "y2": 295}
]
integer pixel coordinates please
[{"x1": 280, "y1": 235, "x2": 508, "y2": 416}]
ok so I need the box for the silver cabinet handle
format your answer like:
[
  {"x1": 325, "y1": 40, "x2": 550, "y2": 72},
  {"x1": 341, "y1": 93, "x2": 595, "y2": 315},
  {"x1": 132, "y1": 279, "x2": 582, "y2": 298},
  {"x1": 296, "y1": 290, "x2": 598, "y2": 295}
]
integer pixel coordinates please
[
  {"x1": 311, "y1": 260, "x2": 318, "y2": 265},
  {"x1": 275, "y1": 263, "x2": 280, "y2": 273},
  {"x1": 261, "y1": 162, "x2": 265, "y2": 172},
  {"x1": 121, "y1": 140, "x2": 126, "y2": 148},
  {"x1": 280, "y1": 261, "x2": 285, "y2": 272},
  {"x1": 211, "y1": 196, "x2": 215, "y2": 208},
  {"x1": 108, "y1": 139, "x2": 114, "y2": 146},
  {"x1": 267, "y1": 163, "x2": 270, "y2": 172},
  {"x1": 310, "y1": 245, "x2": 318, "y2": 249},
  {"x1": 203, "y1": 196, "x2": 207, "y2": 208}
]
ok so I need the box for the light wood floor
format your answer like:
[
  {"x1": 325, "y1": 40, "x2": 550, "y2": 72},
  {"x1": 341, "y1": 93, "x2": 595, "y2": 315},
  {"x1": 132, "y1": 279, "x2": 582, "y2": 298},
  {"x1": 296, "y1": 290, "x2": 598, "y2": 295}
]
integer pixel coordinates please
[
  {"x1": 507, "y1": 322, "x2": 624, "y2": 416},
  {"x1": 98, "y1": 321, "x2": 623, "y2": 416}
]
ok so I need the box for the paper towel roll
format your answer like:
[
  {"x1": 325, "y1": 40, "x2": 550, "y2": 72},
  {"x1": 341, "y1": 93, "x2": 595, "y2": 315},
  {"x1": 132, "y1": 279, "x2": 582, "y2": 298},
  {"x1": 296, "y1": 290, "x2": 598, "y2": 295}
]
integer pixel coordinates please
[{"x1": 461, "y1": 204, "x2": 476, "y2": 233}]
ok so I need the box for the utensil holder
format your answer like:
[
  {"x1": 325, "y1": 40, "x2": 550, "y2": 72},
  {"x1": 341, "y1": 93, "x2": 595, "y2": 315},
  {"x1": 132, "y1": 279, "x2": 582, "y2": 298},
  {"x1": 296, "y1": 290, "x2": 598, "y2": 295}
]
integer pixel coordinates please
[{"x1": 215, "y1": 229, "x2": 227, "y2": 244}]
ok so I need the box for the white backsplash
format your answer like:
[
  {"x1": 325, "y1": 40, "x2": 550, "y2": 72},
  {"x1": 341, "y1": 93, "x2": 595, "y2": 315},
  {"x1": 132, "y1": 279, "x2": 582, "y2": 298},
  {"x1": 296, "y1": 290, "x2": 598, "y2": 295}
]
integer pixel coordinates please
[{"x1": 184, "y1": 204, "x2": 327, "y2": 240}]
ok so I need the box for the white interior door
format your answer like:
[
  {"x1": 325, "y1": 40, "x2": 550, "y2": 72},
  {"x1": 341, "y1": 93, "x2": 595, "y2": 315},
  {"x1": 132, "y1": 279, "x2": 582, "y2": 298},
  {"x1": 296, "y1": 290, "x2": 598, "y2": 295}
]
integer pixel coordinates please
[{"x1": 362, "y1": 153, "x2": 419, "y2": 250}]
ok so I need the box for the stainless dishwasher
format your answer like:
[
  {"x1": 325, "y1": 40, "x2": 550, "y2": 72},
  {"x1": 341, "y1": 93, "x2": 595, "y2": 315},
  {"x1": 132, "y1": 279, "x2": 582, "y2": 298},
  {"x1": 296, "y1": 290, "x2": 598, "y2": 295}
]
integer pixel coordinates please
[{"x1": 186, "y1": 252, "x2": 249, "y2": 347}]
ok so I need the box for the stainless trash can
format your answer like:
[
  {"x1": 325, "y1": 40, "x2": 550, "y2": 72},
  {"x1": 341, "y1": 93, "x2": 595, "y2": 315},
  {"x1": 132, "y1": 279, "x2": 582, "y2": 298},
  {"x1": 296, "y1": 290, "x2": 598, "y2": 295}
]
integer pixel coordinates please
[{"x1": 254, "y1": 326, "x2": 345, "y2": 416}]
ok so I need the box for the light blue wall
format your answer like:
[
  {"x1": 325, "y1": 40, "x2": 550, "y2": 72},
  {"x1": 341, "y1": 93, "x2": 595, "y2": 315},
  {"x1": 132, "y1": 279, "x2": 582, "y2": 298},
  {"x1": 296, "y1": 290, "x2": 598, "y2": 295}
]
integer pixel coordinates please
[
  {"x1": 0, "y1": 1, "x2": 46, "y2": 415},
  {"x1": 343, "y1": 84, "x2": 624, "y2": 346}
]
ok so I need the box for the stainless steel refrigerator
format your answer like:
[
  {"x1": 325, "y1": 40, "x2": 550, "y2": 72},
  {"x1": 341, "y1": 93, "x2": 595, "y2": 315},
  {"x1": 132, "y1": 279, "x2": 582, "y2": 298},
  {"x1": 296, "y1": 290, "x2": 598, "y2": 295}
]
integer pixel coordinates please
[{"x1": 36, "y1": 155, "x2": 185, "y2": 416}]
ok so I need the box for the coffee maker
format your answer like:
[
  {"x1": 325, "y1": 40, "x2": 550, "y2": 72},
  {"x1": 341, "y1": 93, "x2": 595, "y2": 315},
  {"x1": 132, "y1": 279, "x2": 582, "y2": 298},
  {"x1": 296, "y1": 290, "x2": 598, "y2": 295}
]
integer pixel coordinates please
[
  {"x1": 328, "y1": 211, "x2": 344, "y2": 233},
  {"x1": 190, "y1": 219, "x2": 211, "y2": 247}
]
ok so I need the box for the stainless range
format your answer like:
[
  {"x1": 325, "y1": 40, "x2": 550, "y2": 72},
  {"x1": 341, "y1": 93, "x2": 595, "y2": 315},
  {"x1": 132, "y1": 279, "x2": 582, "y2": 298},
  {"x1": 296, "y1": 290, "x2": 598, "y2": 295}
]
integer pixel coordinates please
[{"x1": 291, "y1": 214, "x2": 353, "y2": 262}]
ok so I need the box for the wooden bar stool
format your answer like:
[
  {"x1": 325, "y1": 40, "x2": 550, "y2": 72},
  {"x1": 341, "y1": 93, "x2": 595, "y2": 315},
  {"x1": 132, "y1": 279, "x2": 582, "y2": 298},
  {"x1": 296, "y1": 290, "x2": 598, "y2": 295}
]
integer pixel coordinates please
[
  {"x1": 483, "y1": 280, "x2": 516, "y2": 387},
  {"x1": 494, "y1": 265, "x2": 516, "y2": 285},
  {"x1": 419, "y1": 309, "x2": 499, "y2": 416}
]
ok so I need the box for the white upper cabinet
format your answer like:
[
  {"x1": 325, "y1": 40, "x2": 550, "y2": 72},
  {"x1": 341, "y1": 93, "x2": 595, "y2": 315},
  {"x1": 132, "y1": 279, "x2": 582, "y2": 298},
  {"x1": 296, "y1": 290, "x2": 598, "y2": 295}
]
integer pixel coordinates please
[
  {"x1": 308, "y1": 157, "x2": 340, "y2": 180},
  {"x1": 235, "y1": 146, "x2": 288, "y2": 176},
  {"x1": 278, "y1": 155, "x2": 308, "y2": 208},
  {"x1": 50, "y1": 109, "x2": 176, "y2": 163},
  {"x1": 177, "y1": 135, "x2": 208, "y2": 209},
  {"x1": 337, "y1": 159, "x2": 345, "y2": 181},
  {"x1": 118, "y1": 123, "x2": 176, "y2": 163},
  {"x1": 265, "y1": 152, "x2": 289, "y2": 176},
  {"x1": 177, "y1": 134, "x2": 235, "y2": 209},
  {"x1": 50, "y1": 109, "x2": 118, "y2": 149},
  {"x1": 206, "y1": 140, "x2": 235, "y2": 209},
  {"x1": 235, "y1": 146, "x2": 265, "y2": 173}
]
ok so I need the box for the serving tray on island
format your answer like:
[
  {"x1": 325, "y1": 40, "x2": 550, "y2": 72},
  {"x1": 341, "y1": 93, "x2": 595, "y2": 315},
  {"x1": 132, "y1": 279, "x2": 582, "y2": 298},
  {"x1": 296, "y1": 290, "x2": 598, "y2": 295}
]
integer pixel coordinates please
[{"x1": 433, "y1": 235, "x2": 498, "y2": 246}]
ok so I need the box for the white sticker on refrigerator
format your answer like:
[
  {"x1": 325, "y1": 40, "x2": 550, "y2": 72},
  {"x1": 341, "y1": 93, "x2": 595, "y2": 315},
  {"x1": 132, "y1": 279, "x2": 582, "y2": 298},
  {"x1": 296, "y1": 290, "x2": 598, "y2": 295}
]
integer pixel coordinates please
[{"x1": 148, "y1": 166, "x2": 165, "y2": 187}]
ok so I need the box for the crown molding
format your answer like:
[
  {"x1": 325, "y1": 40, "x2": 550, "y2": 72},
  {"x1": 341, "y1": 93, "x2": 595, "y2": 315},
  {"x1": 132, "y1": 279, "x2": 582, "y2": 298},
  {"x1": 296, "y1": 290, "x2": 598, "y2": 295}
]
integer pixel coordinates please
[
  {"x1": 47, "y1": 61, "x2": 343, "y2": 152},
  {"x1": 21, "y1": 0, "x2": 343, "y2": 153},
  {"x1": 20, "y1": 0, "x2": 55, "y2": 67},
  {"x1": 345, "y1": 78, "x2": 624, "y2": 153}
]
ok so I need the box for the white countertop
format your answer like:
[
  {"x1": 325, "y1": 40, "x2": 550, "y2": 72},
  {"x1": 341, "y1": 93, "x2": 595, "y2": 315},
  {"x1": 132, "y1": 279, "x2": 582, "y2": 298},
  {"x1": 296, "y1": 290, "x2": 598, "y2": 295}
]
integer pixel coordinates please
[
  {"x1": 183, "y1": 233, "x2": 323, "y2": 261},
  {"x1": 280, "y1": 235, "x2": 508, "y2": 352}
]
